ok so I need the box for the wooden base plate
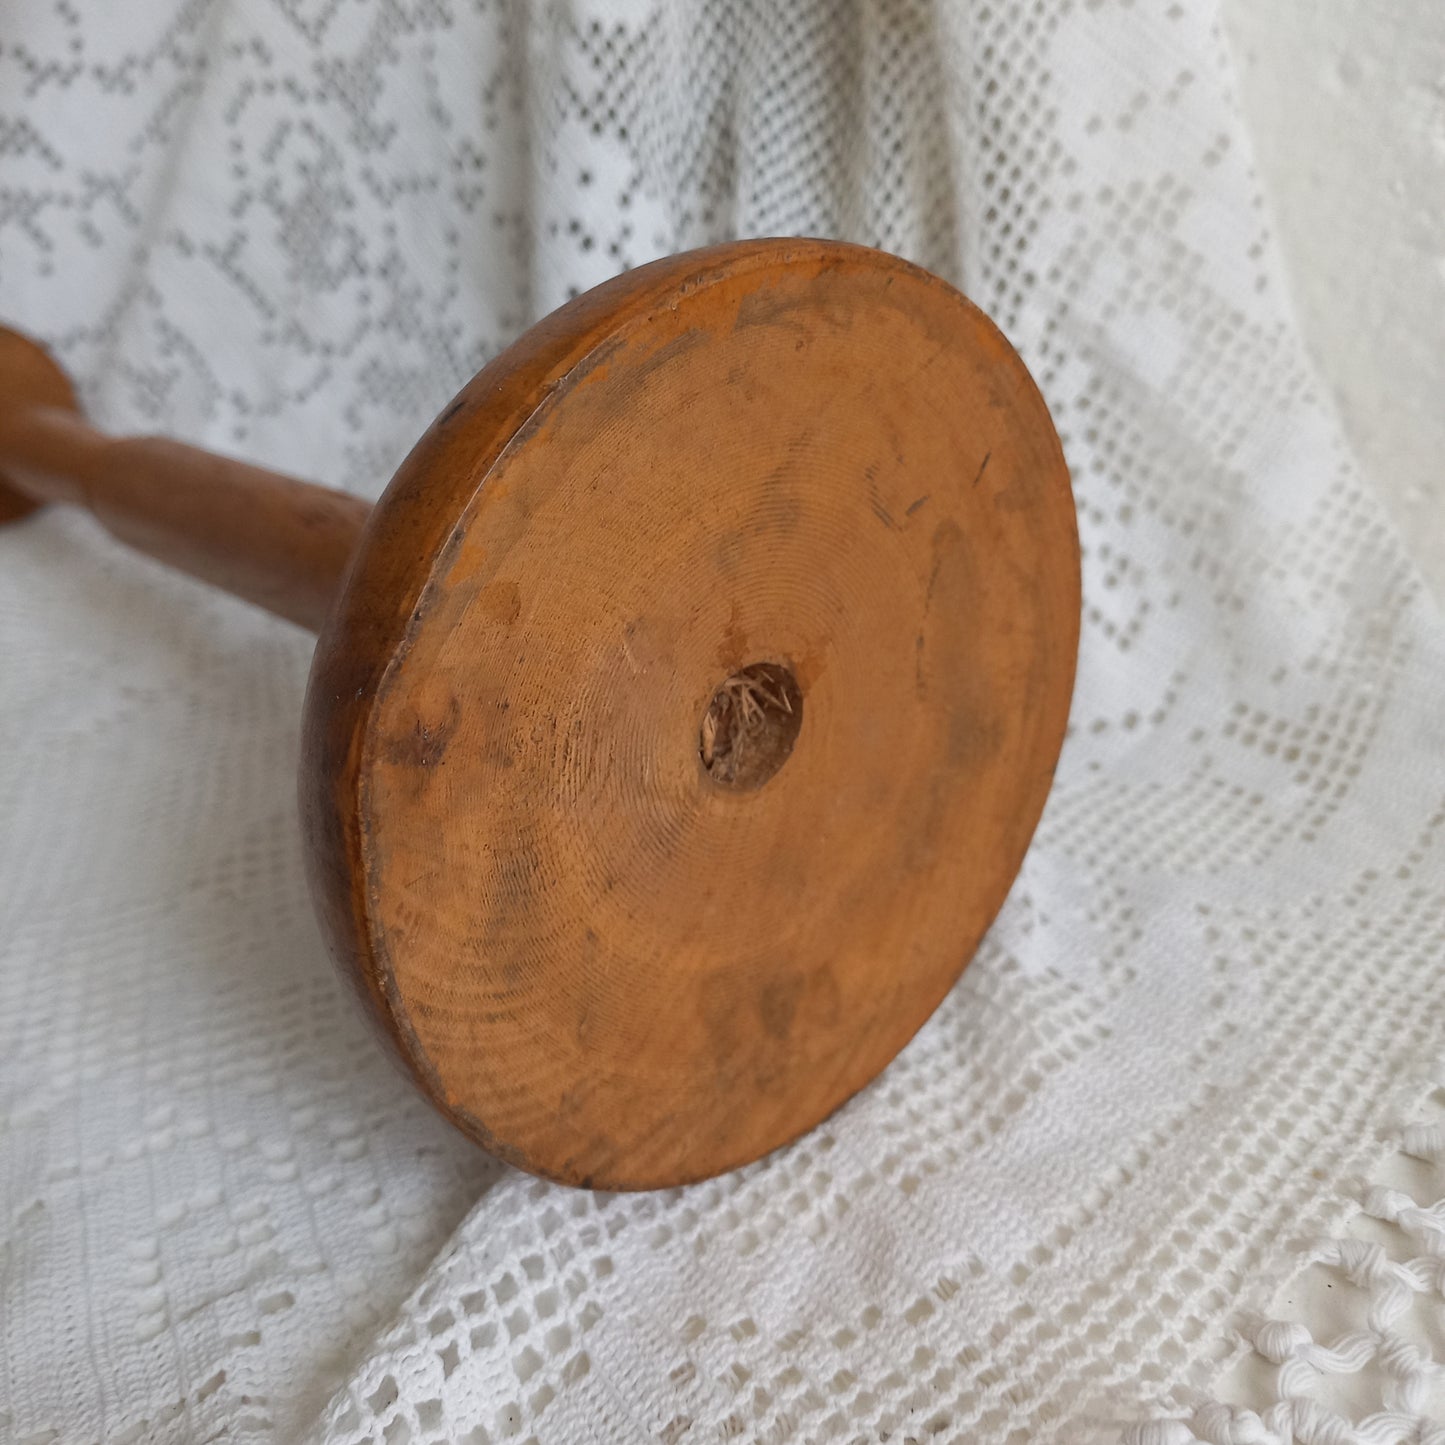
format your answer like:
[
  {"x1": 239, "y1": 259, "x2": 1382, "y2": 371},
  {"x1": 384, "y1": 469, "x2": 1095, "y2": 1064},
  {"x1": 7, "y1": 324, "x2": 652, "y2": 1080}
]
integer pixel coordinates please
[
  {"x1": 0, "y1": 327, "x2": 80, "y2": 524},
  {"x1": 302, "y1": 239, "x2": 1079, "y2": 1189}
]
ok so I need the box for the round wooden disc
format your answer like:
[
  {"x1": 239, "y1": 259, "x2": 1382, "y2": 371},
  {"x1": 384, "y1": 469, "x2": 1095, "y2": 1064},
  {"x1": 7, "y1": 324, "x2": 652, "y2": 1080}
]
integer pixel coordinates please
[
  {"x1": 302, "y1": 239, "x2": 1079, "y2": 1190},
  {"x1": 0, "y1": 328, "x2": 79, "y2": 524}
]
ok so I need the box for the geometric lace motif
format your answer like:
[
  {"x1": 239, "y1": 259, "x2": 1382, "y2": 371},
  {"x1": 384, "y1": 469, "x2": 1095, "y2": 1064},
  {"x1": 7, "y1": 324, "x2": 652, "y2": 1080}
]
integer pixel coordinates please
[{"x1": 1133, "y1": 1102, "x2": 1445, "y2": 1445}]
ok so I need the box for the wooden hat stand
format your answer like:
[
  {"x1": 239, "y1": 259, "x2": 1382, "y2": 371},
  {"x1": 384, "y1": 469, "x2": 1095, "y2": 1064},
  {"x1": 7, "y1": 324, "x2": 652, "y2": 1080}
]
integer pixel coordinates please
[{"x1": 0, "y1": 239, "x2": 1079, "y2": 1190}]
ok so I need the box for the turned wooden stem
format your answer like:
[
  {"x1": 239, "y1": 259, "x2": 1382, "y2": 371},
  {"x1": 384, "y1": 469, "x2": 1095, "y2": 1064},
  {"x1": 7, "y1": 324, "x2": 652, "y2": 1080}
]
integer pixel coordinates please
[
  {"x1": 0, "y1": 396, "x2": 369, "y2": 632},
  {"x1": 0, "y1": 244, "x2": 1082, "y2": 1191}
]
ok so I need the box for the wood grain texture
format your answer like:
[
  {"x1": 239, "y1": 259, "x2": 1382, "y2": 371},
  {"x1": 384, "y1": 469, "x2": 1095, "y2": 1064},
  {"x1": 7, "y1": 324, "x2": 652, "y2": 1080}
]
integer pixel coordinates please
[
  {"x1": 0, "y1": 327, "x2": 78, "y2": 525},
  {"x1": 0, "y1": 328, "x2": 369, "y2": 630},
  {"x1": 301, "y1": 238, "x2": 1080, "y2": 1190}
]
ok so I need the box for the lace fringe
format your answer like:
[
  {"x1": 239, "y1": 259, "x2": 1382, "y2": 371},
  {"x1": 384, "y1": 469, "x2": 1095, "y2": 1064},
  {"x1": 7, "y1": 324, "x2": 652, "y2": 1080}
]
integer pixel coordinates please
[{"x1": 1129, "y1": 1112, "x2": 1445, "y2": 1445}]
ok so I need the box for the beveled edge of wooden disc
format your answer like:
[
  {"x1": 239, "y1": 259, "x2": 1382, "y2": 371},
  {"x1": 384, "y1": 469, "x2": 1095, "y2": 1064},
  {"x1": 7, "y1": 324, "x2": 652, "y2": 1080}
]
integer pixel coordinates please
[
  {"x1": 0, "y1": 327, "x2": 80, "y2": 524},
  {"x1": 300, "y1": 238, "x2": 1080, "y2": 1190}
]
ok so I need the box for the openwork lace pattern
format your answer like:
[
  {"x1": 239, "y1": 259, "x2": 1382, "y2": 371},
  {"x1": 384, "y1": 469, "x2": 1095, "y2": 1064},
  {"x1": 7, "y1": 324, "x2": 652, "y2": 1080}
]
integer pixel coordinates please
[
  {"x1": 1, "y1": 1, "x2": 1442, "y2": 1441},
  {"x1": 1131, "y1": 1106, "x2": 1445, "y2": 1445}
]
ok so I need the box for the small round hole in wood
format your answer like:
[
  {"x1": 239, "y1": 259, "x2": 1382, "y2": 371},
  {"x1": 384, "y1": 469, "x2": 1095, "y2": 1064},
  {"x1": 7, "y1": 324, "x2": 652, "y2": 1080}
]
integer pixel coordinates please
[{"x1": 699, "y1": 661, "x2": 804, "y2": 791}]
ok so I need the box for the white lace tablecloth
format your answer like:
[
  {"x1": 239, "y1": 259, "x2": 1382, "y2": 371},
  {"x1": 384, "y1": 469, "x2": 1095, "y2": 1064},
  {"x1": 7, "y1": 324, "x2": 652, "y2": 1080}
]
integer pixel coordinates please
[{"x1": 2, "y1": 3, "x2": 1442, "y2": 1442}]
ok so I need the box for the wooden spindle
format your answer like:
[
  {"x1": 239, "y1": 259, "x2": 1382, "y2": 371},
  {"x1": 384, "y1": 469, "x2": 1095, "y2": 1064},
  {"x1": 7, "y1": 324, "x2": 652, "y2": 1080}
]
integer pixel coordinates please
[
  {"x1": 0, "y1": 239, "x2": 1080, "y2": 1190},
  {"x1": 0, "y1": 329, "x2": 369, "y2": 630}
]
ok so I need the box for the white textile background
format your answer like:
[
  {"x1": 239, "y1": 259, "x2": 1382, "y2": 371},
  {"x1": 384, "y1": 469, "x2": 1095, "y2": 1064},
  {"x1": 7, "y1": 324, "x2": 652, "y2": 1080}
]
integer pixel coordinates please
[{"x1": 2, "y1": 3, "x2": 1443, "y2": 1442}]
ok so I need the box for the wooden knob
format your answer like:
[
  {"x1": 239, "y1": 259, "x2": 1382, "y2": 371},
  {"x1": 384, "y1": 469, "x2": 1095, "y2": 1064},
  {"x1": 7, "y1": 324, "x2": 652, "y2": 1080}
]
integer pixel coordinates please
[{"x1": 2, "y1": 239, "x2": 1079, "y2": 1190}]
